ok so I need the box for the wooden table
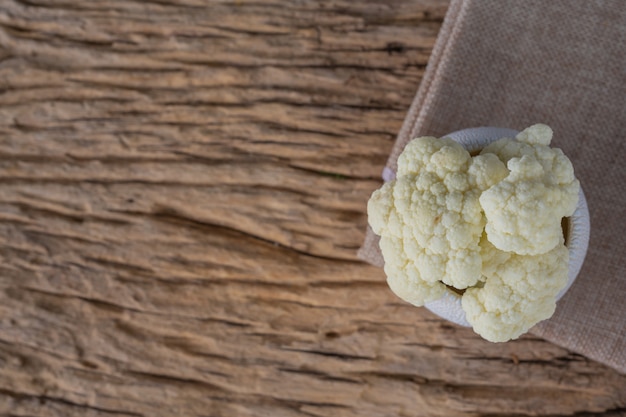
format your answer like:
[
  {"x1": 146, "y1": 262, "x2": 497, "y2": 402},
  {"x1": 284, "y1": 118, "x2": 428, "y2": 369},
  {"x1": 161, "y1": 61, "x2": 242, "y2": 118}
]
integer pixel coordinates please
[{"x1": 1, "y1": 1, "x2": 625, "y2": 416}]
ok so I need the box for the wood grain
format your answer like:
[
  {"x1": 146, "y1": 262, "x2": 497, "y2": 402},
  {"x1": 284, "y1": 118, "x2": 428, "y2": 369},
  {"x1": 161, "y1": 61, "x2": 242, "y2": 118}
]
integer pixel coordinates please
[{"x1": 0, "y1": 1, "x2": 624, "y2": 416}]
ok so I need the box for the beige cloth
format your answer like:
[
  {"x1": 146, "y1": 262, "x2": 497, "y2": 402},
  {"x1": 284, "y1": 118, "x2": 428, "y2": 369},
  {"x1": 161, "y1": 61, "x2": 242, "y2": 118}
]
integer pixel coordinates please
[{"x1": 358, "y1": 0, "x2": 626, "y2": 374}]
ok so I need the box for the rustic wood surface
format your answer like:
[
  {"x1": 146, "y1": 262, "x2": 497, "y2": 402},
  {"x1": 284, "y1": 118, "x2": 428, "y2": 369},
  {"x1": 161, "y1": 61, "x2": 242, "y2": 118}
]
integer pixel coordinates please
[{"x1": 0, "y1": 1, "x2": 625, "y2": 416}]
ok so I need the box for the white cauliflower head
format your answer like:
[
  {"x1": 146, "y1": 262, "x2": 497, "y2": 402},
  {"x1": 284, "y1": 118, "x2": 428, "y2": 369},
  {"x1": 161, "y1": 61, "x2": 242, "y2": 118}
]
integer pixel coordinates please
[
  {"x1": 368, "y1": 137, "x2": 508, "y2": 305},
  {"x1": 367, "y1": 124, "x2": 579, "y2": 342},
  {"x1": 479, "y1": 124, "x2": 580, "y2": 255},
  {"x1": 462, "y1": 236, "x2": 569, "y2": 342}
]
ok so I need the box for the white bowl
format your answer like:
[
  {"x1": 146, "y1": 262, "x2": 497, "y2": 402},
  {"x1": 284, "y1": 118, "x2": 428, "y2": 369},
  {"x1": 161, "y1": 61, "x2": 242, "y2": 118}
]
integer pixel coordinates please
[{"x1": 387, "y1": 127, "x2": 590, "y2": 327}]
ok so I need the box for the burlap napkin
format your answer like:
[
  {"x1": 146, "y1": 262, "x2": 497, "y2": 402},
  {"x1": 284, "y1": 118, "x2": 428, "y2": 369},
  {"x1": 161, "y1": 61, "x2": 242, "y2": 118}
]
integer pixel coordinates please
[{"x1": 358, "y1": 0, "x2": 626, "y2": 374}]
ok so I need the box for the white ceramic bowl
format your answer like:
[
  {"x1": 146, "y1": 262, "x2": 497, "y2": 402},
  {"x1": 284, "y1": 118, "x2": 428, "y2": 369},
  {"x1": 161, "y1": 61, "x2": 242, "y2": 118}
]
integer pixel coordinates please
[{"x1": 386, "y1": 127, "x2": 591, "y2": 327}]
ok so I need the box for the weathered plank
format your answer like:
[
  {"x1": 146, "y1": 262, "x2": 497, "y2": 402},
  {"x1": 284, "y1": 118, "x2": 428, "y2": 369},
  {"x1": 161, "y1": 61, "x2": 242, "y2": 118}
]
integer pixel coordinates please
[{"x1": 0, "y1": 1, "x2": 624, "y2": 416}]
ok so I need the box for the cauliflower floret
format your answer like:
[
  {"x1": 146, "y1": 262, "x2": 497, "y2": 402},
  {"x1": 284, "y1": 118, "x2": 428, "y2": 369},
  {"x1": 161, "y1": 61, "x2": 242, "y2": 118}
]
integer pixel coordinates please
[
  {"x1": 368, "y1": 137, "x2": 508, "y2": 304},
  {"x1": 467, "y1": 153, "x2": 510, "y2": 190},
  {"x1": 379, "y1": 236, "x2": 447, "y2": 306},
  {"x1": 479, "y1": 124, "x2": 580, "y2": 255},
  {"x1": 462, "y1": 236, "x2": 569, "y2": 342}
]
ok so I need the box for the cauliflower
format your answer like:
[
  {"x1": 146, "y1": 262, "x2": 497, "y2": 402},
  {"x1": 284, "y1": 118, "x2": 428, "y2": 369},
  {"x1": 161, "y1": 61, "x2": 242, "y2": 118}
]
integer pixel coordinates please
[
  {"x1": 368, "y1": 137, "x2": 508, "y2": 305},
  {"x1": 367, "y1": 124, "x2": 579, "y2": 342},
  {"x1": 479, "y1": 124, "x2": 580, "y2": 255},
  {"x1": 462, "y1": 236, "x2": 569, "y2": 342}
]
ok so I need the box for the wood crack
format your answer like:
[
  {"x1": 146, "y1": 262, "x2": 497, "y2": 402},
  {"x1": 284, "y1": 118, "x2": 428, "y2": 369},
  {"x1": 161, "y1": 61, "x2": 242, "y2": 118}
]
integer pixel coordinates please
[
  {"x1": 0, "y1": 388, "x2": 145, "y2": 417},
  {"x1": 280, "y1": 347, "x2": 375, "y2": 361}
]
